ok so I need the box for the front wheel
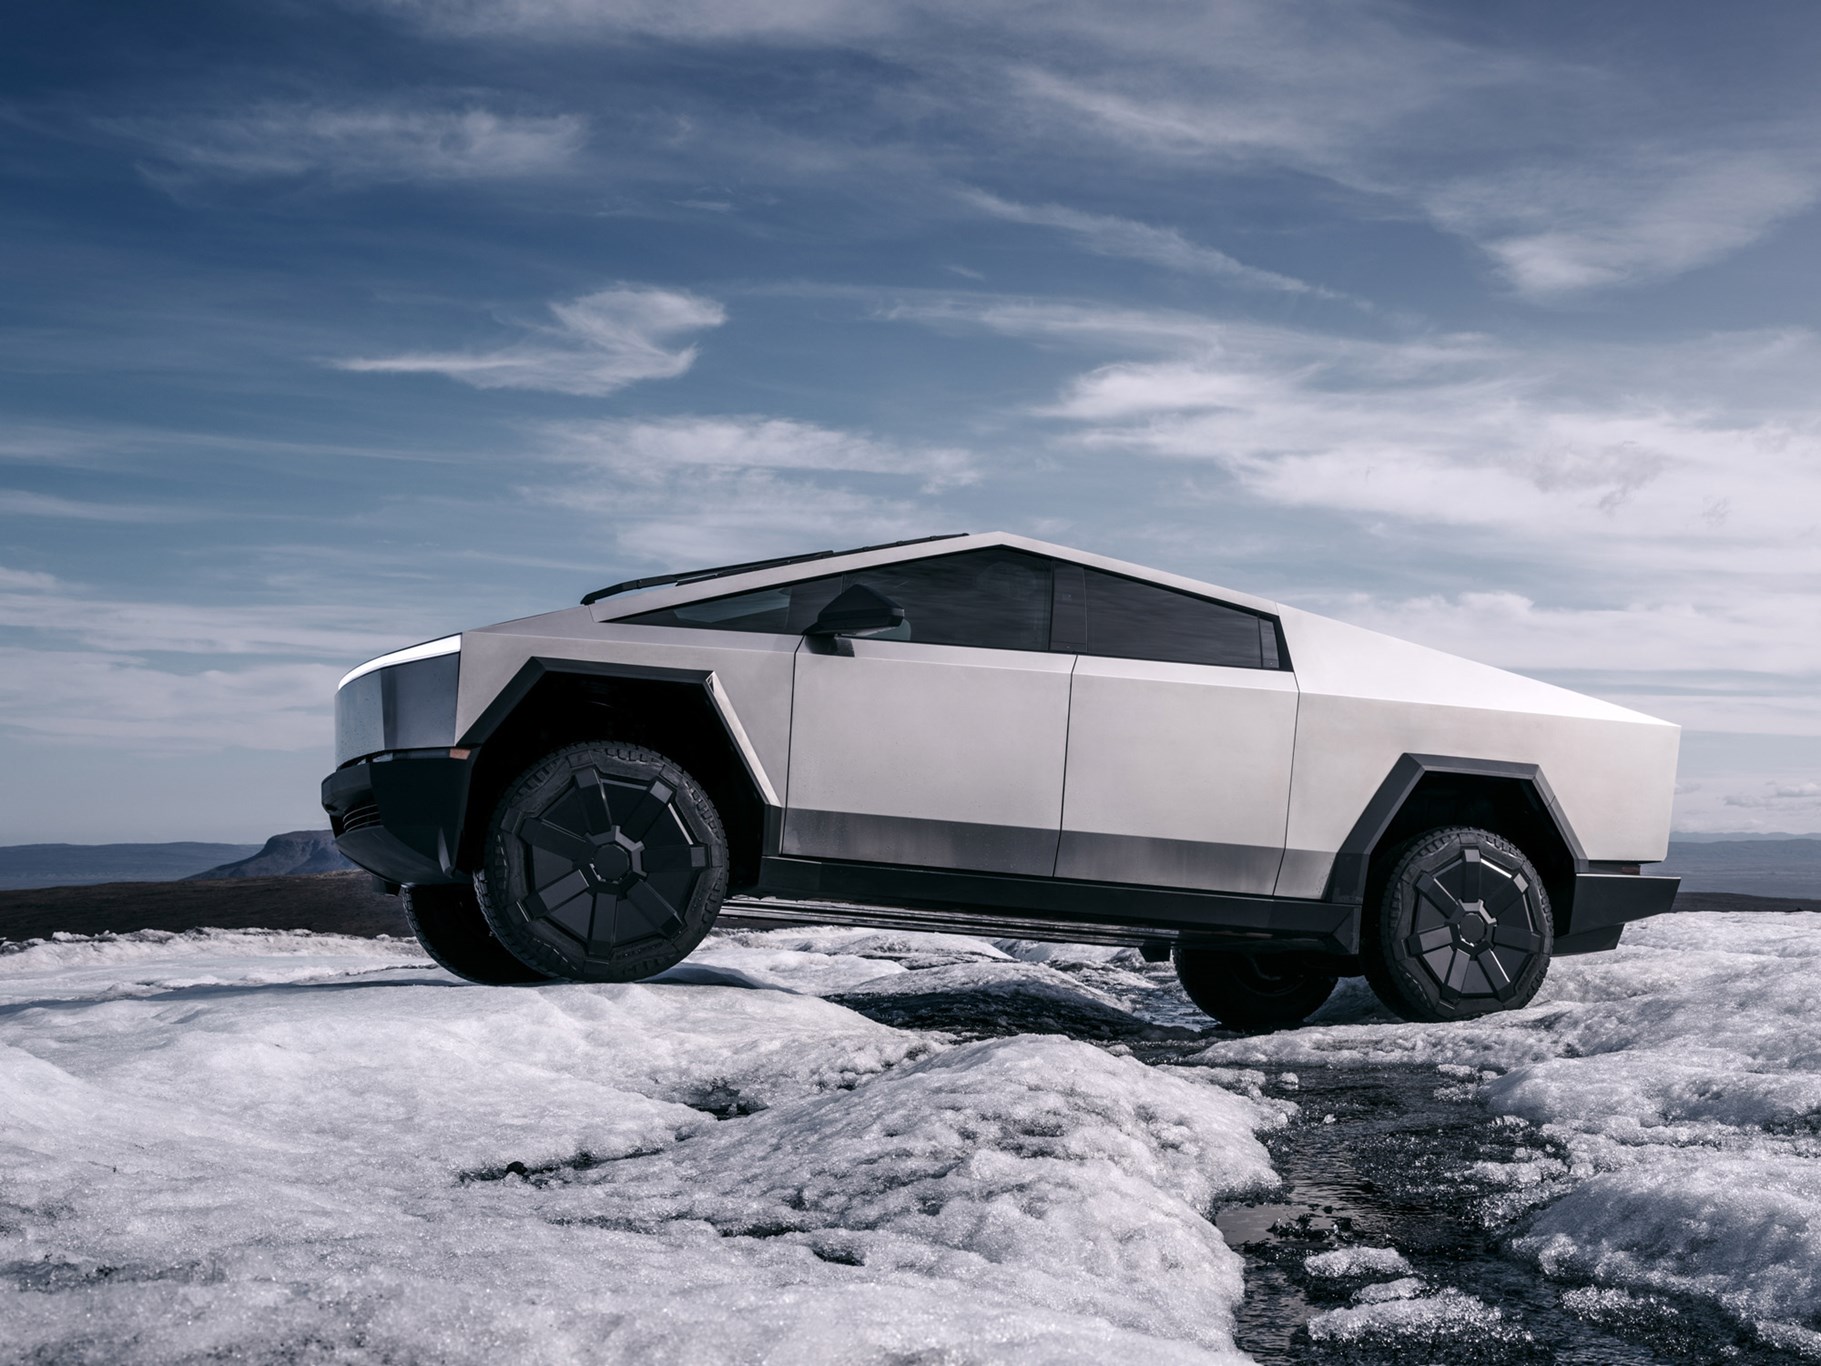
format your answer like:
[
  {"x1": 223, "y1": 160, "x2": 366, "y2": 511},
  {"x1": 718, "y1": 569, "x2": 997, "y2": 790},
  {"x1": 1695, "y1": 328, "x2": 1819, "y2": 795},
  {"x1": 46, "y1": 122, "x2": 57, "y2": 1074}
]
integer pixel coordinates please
[
  {"x1": 1362, "y1": 826, "x2": 1553, "y2": 1023},
  {"x1": 476, "y1": 740, "x2": 729, "y2": 983},
  {"x1": 1173, "y1": 948, "x2": 1339, "y2": 1032}
]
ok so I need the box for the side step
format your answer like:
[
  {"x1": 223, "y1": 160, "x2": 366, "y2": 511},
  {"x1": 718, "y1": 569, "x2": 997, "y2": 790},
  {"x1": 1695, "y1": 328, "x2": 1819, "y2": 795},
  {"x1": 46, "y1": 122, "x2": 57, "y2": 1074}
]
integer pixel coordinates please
[{"x1": 723, "y1": 896, "x2": 1250, "y2": 950}]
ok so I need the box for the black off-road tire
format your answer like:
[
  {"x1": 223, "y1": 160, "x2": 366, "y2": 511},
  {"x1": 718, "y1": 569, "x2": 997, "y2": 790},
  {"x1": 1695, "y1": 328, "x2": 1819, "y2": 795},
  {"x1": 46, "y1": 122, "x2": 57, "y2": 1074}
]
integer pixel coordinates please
[
  {"x1": 475, "y1": 741, "x2": 729, "y2": 983},
  {"x1": 1173, "y1": 948, "x2": 1339, "y2": 1032},
  {"x1": 403, "y1": 882, "x2": 550, "y2": 985},
  {"x1": 1363, "y1": 826, "x2": 1553, "y2": 1023}
]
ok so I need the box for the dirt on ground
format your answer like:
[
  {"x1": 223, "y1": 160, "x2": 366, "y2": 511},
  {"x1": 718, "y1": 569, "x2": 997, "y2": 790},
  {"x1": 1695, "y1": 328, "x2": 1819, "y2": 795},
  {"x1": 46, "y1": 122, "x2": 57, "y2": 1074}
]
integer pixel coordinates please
[{"x1": 0, "y1": 870, "x2": 412, "y2": 943}]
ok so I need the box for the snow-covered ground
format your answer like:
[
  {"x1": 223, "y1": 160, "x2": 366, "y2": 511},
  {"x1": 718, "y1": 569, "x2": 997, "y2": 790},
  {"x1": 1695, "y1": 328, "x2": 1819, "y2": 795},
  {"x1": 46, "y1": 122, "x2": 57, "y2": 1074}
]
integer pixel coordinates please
[
  {"x1": 3, "y1": 911, "x2": 1820, "y2": 1362},
  {"x1": 0, "y1": 927, "x2": 1279, "y2": 1364}
]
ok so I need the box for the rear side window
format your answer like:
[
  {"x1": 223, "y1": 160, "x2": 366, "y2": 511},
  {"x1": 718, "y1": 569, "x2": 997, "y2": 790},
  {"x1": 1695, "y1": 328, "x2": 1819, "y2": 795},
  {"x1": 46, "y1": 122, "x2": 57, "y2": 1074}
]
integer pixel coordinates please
[
  {"x1": 622, "y1": 548, "x2": 1053, "y2": 652},
  {"x1": 1064, "y1": 565, "x2": 1281, "y2": 669}
]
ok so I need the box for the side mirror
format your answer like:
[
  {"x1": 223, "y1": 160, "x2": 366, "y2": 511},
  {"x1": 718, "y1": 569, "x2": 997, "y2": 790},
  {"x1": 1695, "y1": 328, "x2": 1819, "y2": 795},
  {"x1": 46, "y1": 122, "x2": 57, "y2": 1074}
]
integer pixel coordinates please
[{"x1": 805, "y1": 583, "x2": 906, "y2": 640}]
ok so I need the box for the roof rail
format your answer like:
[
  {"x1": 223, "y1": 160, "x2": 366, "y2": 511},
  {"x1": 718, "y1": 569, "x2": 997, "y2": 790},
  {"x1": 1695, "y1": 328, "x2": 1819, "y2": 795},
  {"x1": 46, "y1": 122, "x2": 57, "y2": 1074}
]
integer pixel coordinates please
[{"x1": 580, "y1": 532, "x2": 971, "y2": 606}]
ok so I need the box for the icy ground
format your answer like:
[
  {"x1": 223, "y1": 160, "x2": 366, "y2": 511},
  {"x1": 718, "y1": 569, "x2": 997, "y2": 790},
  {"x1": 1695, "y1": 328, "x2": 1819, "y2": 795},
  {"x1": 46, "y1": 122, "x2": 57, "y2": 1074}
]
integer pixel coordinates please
[{"x1": 2, "y1": 913, "x2": 1819, "y2": 1363}]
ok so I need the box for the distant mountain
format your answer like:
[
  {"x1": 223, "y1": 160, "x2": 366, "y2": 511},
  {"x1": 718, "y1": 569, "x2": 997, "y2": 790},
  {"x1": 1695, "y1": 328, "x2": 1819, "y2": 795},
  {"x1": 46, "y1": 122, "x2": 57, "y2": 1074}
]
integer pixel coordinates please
[
  {"x1": 0, "y1": 841, "x2": 262, "y2": 891},
  {"x1": 1658, "y1": 838, "x2": 1821, "y2": 898},
  {"x1": 189, "y1": 830, "x2": 356, "y2": 880}
]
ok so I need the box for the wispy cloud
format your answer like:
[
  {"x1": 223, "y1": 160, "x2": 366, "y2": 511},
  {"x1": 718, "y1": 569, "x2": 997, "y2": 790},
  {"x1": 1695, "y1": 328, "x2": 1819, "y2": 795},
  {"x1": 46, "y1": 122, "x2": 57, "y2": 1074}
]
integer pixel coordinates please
[
  {"x1": 0, "y1": 490, "x2": 194, "y2": 522},
  {"x1": 0, "y1": 568, "x2": 429, "y2": 755},
  {"x1": 1428, "y1": 150, "x2": 1821, "y2": 297},
  {"x1": 526, "y1": 414, "x2": 977, "y2": 564},
  {"x1": 0, "y1": 564, "x2": 418, "y2": 658},
  {"x1": 363, "y1": 0, "x2": 895, "y2": 42},
  {"x1": 958, "y1": 189, "x2": 1343, "y2": 299},
  {"x1": 112, "y1": 104, "x2": 587, "y2": 184},
  {"x1": 0, "y1": 646, "x2": 339, "y2": 752},
  {"x1": 335, "y1": 286, "x2": 726, "y2": 396}
]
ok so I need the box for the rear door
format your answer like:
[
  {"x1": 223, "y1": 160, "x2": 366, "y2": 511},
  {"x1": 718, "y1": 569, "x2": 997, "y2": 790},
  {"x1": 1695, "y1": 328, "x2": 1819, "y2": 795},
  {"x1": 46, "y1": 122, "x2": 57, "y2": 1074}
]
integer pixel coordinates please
[
  {"x1": 1053, "y1": 563, "x2": 1299, "y2": 894},
  {"x1": 783, "y1": 548, "x2": 1072, "y2": 876}
]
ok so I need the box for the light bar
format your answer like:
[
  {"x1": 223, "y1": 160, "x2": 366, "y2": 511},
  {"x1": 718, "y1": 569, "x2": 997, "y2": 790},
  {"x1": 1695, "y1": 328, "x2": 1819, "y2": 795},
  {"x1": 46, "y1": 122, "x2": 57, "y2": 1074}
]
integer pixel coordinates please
[{"x1": 337, "y1": 635, "x2": 461, "y2": 691}]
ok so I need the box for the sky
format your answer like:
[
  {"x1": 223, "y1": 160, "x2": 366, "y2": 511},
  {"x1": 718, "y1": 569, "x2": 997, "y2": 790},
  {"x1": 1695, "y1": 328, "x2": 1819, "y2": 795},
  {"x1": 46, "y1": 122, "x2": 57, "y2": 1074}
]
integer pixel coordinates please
[{"x1": 2, "y1": 0, "x2": 1819, "y2": 843}]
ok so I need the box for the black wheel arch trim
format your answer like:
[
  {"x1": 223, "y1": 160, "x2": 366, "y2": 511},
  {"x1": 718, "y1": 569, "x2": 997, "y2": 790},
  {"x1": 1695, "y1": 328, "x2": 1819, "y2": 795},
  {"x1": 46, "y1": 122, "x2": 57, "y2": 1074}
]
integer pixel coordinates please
[
  {"x1": 1327, "y1": 754, "x2": 1585, "y2": 908},
  {"x1": 1326, "y1": 752, "x2": 1680, "y2": 937},
  {"x1": 460, "y1": 656, "x2": 780, "y2": 802}
]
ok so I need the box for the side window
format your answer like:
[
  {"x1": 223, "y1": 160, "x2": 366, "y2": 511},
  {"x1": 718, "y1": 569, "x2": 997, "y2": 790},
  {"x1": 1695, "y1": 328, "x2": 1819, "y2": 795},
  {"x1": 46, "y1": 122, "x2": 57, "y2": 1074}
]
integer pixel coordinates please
[
  {"x1": 621, "y1": 582, "x2": 836, "y2": 634},
  {"x1": 621, "y1": 548, "x2": 1053, "y2": 651},
  {"x1": 1072, "y1": 566, "x2": 1279, "y2": 669},
  {"x1": 837, "y1": 547, "x2": 1051, "y2": 650}
]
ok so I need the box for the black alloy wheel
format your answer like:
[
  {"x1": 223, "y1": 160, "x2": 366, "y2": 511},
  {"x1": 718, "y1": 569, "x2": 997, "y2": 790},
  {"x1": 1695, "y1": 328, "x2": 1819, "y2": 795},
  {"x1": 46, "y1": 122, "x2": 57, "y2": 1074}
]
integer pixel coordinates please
[
  {"x1": 1363, "y1": 825, "x2": 1553, "y2": 1023},
  {"x1": 1173, "y1": 947, "x2": 1340, "y2": 1032},
  {"x1": 476, "y1": 741, "x2": 728, "y2": 983},
  {"x1": 403, "y1": 882, "x2": 551, "y2": 985}
]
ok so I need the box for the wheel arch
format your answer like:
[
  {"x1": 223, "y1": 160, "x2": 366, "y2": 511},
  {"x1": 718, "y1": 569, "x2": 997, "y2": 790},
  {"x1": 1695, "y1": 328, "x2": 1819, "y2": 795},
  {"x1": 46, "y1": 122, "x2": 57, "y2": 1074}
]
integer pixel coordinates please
[
  {"x1": 1327, "y1": 755, "x2": 1585, "y2": 935},
  {"x1": 454, "y1": 659, "x2": 774, "y2": 891}
]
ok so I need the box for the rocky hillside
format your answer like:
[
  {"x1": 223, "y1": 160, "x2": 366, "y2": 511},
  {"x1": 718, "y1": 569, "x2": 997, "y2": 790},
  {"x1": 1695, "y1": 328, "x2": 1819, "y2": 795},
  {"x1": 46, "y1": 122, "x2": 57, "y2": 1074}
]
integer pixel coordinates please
[{"x1": 189, "y1": 830, "x2": 355, "y2": 880}]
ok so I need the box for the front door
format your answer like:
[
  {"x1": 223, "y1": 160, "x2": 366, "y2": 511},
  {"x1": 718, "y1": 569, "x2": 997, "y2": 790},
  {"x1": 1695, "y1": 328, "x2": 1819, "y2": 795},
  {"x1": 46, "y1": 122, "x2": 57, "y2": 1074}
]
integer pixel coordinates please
[{"x1": 782, "y1": 548, "x2": 1070, "y2": 876}]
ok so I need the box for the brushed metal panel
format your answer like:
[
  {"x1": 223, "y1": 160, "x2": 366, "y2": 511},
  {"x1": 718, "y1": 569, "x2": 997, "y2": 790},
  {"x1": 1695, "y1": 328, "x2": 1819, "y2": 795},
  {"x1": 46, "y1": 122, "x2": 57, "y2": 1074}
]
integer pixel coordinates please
[
  {"x1": 456, "y1": 623, "x2": 799, "y2": 801},
  {"x1": 785, "y1": 638, "x2": 1072, "y2": 873},
  {"x1": 1284, "y1": 694, "x2": 1682, "y2": 875},
  {"x1": 1059, "y1": 656, "x2": 1298, "y2": 895},
  {"x1": 1054, "y1": 830, "x2": 1287, "y2": 892},
  {"x1": 1273, "y1": 848, "x2": 1339, "y2": 901},
  {"x1": 781, "y1": 809, "x2": 1058, "y2": 877}
]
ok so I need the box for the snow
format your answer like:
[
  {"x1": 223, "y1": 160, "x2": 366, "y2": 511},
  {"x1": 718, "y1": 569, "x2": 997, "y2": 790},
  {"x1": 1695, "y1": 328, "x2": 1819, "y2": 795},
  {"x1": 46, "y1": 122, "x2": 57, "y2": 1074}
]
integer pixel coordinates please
[
  {"x1": 1351, "y1": 1276, "x2": 1425, "y2": 1304},
  {"x1": 0, "y1": 926, "x2": 1282, "y2": 1364},
  {"x1": 1303, "y1": 1245, "x2": 1412, "y2": 1279},
  {"x1": 1305, "y1": 1288, "x2": 1519, "y2": 1346},
  {"x1": 11, "y1": 908, "x2": 1821, "y2": 1357},
  {"x1": 1195, "y1": 911, "x2": 1821, "y2": 1346}
]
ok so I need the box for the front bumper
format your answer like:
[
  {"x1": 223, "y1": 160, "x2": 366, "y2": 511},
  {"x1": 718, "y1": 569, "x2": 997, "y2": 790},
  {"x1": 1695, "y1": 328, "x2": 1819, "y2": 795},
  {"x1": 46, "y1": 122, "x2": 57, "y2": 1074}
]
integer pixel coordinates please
[{"x1": 321, "y1": 749, "x2": 476, "y2": 886}]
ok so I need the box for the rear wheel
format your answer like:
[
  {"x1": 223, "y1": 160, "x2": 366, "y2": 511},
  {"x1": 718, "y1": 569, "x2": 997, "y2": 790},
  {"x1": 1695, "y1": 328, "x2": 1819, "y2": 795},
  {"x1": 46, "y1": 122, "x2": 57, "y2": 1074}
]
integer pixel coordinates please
[
  {"x1": 403, "y1": 882, "x2": 549, "y2": 985},
  {"x1": 1173, "y1": 948, "x2": 1339, "y2": 1032},
  {"x1": 476, "y1": 741, "x2": 729, "y2": 983},
  {"x1": 1363, "y1": 826, "x2": 1552, "y2": 1023}
]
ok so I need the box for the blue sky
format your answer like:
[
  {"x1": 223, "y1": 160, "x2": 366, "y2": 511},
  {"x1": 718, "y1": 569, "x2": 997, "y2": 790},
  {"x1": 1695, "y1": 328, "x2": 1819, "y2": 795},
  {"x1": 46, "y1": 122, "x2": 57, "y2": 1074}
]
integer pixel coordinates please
[{"x1": 3, "y1": 0, "x2": 1819, "y2": 842}]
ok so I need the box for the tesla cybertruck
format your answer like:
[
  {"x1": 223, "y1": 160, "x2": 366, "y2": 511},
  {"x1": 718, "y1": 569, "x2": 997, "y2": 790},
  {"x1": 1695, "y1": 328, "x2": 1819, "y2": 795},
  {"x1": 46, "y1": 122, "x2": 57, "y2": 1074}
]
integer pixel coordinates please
[{"x1": 323, "y1": 532, "x2": 1681, "y2": 1030}]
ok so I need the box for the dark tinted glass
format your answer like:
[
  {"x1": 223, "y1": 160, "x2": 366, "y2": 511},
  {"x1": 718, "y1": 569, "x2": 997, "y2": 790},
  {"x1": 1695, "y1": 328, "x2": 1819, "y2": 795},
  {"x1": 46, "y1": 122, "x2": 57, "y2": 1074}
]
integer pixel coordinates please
[
  {"x1": 624, "y1": 548, "x2": 1052, "y2": 651},
  {"x1": 1080, "y1": 568, "x2": 1271, "y2": 668}
]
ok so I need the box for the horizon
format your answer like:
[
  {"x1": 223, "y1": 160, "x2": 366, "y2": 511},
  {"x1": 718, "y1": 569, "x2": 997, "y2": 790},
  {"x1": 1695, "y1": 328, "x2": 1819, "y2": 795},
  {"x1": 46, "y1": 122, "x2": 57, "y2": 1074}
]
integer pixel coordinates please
[{"x1": 4, "y1": 0, "x2": 1819, "y2": 841}]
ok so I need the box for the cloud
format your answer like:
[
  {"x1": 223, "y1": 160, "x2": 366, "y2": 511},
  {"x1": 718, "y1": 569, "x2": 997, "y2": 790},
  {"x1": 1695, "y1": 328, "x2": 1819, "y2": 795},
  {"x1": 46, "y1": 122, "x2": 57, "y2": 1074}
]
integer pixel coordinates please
[
  {"x1": 335, "y1": 286, "x2": 726, "y2": 396},
  {"x1": 0, "y1": 490, "x2": 194, "y2": 522},
  {"x1": 112, "y1": 105, "x2": 587, "y2": 184},
  {"x1": 0, "y1": 564, "x2": 418, "y2": 658},
  {"x1": 1725, "y1": 781, "x2": 1821, "y2": 809},
  {"x1": 0, "y1": 646, "x2": 339, "y2": 753},
  {"x1": 540, "y1": 415, "x2": 975, "y2": 491},
  {"x1": 958, "y1": 190, "x2": 1341, "y2": 298},
  {"x1": 1428, "y1": 150, "x2": 1821, "y2": 297},
  {"x1": 526, "y1": 414, "x2": 978, "y2": 565},
  {"x1": 362, "y1": 0, "x2": 894, "y2": 42}
]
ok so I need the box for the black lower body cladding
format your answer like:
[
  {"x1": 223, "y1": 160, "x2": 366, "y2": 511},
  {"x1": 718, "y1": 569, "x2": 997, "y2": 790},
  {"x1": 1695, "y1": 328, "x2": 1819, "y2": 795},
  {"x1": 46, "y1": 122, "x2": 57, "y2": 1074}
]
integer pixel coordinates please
[
  {"x1": 322, "y1": 750, "x2": 474, "y2": 886},
  {"x1": 475, "y1": 741, "x2": 729, "y2": 982}
]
